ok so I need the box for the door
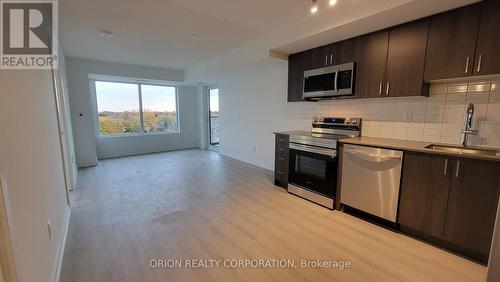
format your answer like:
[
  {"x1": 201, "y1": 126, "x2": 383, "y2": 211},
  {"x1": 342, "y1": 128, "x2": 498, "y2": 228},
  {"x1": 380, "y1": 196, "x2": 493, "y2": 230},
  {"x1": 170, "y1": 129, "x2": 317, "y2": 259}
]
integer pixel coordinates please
[
  {"x1": 424, "y1": 4, "x2": 481, "y2": 80},
  {"x1": 288, "y1": 53, "x2": 302, "y2": 102},
  {"x1": 208, "y1": 88, "x2": 220, "y2": 146},
  {"x1": 385, "y1": 19, "x2": 429, "y2": 97},
  {"x1": 341, "y1": 145, "x2": 403, "y2": 222},
  {"x1": 444, "y1": 158, "x2": 500, "y2": 260},
  {"x1": 474, "y1": 0, "x2": 500, "y2": 76},
  {"x1": 398, "y1": 152, "x2": 451, "y2": 238},
  {"x1": 288, "y1": 145, "x2": 337, "y2": 198},
  {"x1": 354, "y1": 31, "x2": 389, "y2": 98},
  {"x1": 330, "y1": 39, "x2": 355, "y2": 65},
  {"x1": 310, "y1": 45, "x2": 332, "y2": 69}
]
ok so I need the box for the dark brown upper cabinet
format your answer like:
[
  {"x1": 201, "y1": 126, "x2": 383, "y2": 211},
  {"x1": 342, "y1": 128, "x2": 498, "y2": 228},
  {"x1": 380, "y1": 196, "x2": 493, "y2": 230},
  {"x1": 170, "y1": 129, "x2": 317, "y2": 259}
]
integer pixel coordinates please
[
  {"x1": 444, "y1": 158, "x2": 500, "y2": 262},
  {"x1": 474, "y1": 0, "x2": 500, "y2": 76},
  {"x1": 399, "y1": 152, "x2": 451, "y2": 239},
  {"x1": 385, "y1": 19, "x2": 429, "y2": 97},
  {"x1": 287, "y1": 51, "x2": 307, "y2": 102},
  {"x1": 424, "y1": 4, "x2": 481, "y2": 80},
  {"x1": 354, "y1": 31, "x2": 389, "y2": 99},
  {"x1": 330, "y1": 39, "x2": 355, "y2": 65}
]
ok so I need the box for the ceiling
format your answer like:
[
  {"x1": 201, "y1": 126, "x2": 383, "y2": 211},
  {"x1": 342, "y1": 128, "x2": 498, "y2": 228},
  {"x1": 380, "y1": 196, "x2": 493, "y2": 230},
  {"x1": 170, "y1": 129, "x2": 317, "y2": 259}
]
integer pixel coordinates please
[{"x1": 60, "y1": 0, "x2": 480, "y2": 72}]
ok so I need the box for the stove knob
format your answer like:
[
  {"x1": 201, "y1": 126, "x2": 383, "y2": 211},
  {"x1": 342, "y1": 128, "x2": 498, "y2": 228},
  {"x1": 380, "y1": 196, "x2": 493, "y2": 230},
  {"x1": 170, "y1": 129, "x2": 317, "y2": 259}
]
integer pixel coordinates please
[
  {"x1": 346, "y1": 120, "x2": 351, "y2": 124},
  {"x1": 352, "y1": 120, "x2": 358, "y2": 125}
]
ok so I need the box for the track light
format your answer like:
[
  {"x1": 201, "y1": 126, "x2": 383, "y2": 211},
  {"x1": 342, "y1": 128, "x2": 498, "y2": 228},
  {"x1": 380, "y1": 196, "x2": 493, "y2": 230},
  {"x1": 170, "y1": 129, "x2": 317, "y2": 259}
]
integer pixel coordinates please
[
  {"x1": 310, "y1": 0, "x2": 318, "y2": 14},
  {"x1": 329, "y1": 0, "x2": 337, "y2": 5}
]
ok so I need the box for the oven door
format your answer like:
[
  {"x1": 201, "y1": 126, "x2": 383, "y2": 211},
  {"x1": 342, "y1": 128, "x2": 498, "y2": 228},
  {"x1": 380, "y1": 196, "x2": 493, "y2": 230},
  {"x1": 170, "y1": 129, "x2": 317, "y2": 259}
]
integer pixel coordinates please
[{"x1": 288, "y1": 143, "x2": 337, "y2": 198}]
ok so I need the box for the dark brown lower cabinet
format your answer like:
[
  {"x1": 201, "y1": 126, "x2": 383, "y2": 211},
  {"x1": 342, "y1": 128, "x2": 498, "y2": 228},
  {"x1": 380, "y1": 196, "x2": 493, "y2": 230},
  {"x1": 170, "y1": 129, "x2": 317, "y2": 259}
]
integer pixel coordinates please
[
  {"x1": 399, "y1": 152, "x2": 500, "y2": 263},
  {"x1": 444, "y1": 158, "x2": 500, "y2": 261},
  {"x1": 274, "y1": 134, "x2": 289, "y2": 188},
  {"x1": 399, "y1": 152, "x2": 451, "y2": 238}
]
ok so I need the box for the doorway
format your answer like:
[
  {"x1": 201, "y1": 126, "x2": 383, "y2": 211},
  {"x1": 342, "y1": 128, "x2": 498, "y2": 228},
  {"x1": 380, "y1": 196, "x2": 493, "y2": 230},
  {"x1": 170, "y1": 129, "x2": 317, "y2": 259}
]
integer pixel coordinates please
[{"x1": 208, "y1": 88, "x2": 220, "y2": 146}]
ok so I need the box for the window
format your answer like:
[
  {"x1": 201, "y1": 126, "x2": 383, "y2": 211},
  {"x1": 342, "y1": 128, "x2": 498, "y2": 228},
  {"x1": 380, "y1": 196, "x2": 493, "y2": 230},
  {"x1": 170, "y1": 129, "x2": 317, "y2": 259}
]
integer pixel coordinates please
[
  {"x1": 209, "y1": 88, "x2": 220, "y2": 145},
  {"x1": 94, "y1": 80, "x2": 178, "y2": 136},
  {"x1": 141, "y1": 85, "x2": 178, "y2": 133}
]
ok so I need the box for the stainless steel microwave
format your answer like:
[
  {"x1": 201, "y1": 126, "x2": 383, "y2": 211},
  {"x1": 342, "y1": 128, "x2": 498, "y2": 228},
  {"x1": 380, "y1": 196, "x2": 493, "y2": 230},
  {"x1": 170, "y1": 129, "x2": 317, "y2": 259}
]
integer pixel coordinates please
[{"x1": 303, "y1": 62, "x2": 356, "y2": 100}]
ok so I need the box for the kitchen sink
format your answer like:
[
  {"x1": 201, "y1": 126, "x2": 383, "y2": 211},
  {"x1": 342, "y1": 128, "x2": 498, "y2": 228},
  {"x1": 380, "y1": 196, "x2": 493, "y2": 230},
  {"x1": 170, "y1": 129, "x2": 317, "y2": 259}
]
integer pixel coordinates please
[{"x1": 425, "y1": 144, "x2": 500, "y2": 157}]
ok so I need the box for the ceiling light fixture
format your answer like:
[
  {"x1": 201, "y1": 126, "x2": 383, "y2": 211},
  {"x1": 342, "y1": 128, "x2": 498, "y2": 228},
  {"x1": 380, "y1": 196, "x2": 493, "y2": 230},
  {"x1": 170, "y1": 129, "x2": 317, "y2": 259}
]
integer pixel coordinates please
[
  {"x1": 100, "y1": 30, "x2": 113, "y2": 38},
  {"x1": 310, "y1": 0, "x2": 318, "y2": 14},
  {"x1": 329, "y1": 0, "x2": 337, "y2": 6},
  {"x1": 188, "y1": 33, "x2": 199, "y2": 39}
]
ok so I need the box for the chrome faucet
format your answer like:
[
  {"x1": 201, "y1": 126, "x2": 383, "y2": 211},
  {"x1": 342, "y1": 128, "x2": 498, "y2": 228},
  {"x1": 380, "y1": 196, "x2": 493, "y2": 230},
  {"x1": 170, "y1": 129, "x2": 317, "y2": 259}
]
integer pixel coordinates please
[{"x1": 460, "y1": 103, "x2": 478, "y2": 147}]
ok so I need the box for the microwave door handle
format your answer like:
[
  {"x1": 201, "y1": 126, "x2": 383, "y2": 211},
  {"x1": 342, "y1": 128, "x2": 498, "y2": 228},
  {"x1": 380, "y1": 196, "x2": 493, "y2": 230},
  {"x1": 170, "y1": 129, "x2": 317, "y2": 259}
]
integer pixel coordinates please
[{"x1": 334, "y1": 68, "x2": 339, "y2": 92}]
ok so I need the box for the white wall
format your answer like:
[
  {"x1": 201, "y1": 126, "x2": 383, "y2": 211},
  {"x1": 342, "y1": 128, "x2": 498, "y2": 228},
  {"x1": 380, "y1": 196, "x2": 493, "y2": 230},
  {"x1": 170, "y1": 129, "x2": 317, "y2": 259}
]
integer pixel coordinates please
[
  {"x1": 0, "y1": 68, "x2": 70, "y2": 282},
  {"x1": 95, "y1": 85, "x2": 200, "y2": 159},
  {"x1": 213, "y1": 58, "x2": 500, "y2": 171},
  {"x1": 65, "y1": 58, "x2": 196, "y2": 165}
]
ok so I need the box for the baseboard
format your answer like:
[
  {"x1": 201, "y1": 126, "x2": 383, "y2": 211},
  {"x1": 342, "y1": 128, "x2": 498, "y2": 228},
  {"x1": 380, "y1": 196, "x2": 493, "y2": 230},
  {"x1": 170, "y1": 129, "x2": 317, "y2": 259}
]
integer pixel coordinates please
[
  {"x1": 52, "y1": 206, "x2": 71, "y2": 282},
  {"x1": 97, "y1": 145, "x2": 199, "y2": 160},
  {"x1": 218, "y1": 150, "x2": 273, "y2": 171}
]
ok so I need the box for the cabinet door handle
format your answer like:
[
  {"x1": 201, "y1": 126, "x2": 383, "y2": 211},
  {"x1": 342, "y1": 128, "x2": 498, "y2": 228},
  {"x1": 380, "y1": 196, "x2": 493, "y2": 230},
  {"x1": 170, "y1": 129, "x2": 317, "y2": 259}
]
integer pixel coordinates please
[
  {"x1": 444, "y1": 159, "x2": 448, "y2": 176},
  {"x1": 477, "y1": 55, "x2": 483, "y2": 73},
  {"x1": 325, "y1": 56, "x2": 328, "y2": 66},
  {"x1": 379, "y1": 82, "x2": 383, "y2": 96},
  {"x1": 278, "y1": 157, "x2": 285, "y2": 161},
  {"x1": 455, "y1": 160, "x2": 461, "y2": 178},
  {"x1": 386, "y1": 82, "x2": 390, "y2": 96},
  {"x1": 330, "y1": 54, "x2": 333, "y2": 65},
  {"x1": 465, "y1": 57, "x2": 470, "y2": 73}
]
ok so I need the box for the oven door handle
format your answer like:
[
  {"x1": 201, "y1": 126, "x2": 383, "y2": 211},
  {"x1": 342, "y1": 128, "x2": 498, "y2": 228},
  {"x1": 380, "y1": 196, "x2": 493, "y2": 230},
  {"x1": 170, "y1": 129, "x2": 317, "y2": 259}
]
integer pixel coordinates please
[
  {"x1": 289, "y1": 143, "x2": 337, "y2": 157},
  {"x1": 344, "y1": 148, "x2": 401, "y2": 163}
]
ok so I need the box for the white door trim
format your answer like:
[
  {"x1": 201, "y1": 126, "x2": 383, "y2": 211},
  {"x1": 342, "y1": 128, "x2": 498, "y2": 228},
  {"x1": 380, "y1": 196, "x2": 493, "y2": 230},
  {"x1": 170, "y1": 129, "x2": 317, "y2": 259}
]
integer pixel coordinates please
[{"x1": 0, "y1": 180, "x2": 17, "y2": 282}]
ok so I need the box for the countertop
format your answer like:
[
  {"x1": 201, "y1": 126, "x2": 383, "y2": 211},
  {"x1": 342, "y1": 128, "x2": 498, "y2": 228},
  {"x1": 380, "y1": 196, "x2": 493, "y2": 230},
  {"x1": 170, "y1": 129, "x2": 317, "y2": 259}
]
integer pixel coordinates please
[
  {"x1": 339, "y1": 136, "x2": 500, "y2": 162},
  {"x1": 275, "y1": 131, "x2": 500, "y2": 161}
]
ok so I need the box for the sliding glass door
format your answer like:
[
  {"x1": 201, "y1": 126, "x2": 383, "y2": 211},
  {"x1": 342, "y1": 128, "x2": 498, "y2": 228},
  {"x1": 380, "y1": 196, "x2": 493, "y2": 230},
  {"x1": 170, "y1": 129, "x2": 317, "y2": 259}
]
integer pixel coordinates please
[{"x1": 208, "y1": 88, "x2": 219, "y2": 146}]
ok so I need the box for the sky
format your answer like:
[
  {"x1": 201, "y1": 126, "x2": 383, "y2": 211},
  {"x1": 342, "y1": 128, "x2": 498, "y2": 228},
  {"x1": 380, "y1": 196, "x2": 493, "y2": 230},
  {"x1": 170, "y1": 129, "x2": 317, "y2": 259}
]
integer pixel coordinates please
[
  {"x1": 95, "y1": 81, "x2": 177, "y2": 112},
  {"x1": 210, "y1": 88, "x2": 219, "y2": 112}
]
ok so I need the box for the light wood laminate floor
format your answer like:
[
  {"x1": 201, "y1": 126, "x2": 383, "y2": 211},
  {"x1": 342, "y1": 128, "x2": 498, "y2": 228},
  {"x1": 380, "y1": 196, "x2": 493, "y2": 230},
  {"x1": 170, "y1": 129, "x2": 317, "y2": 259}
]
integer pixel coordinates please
[{"x1": 60, "y1": 149, "x2": 486, "y2": 282}]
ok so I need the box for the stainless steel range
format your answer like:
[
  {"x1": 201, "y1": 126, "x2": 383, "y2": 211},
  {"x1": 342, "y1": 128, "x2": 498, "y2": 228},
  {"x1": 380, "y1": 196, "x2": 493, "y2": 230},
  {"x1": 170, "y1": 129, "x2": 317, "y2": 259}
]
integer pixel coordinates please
[{"x1": 287, "y1": 117, "x2": 361, "y2": 209}]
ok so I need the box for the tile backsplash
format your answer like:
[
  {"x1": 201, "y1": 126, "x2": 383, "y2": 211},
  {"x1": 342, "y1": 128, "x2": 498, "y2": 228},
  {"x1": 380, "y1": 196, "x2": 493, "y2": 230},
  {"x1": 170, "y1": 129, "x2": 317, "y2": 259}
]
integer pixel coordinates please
[{"x1": 285, "y1": 77, "x2": 500, "y2": 148}]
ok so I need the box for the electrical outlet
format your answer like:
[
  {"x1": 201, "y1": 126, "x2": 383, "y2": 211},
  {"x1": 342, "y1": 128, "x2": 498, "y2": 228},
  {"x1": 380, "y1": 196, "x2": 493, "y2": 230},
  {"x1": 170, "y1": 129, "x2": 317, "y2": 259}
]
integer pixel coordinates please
[{"x1": 47, "y1": 220, "x2": 52, "y2": 240}]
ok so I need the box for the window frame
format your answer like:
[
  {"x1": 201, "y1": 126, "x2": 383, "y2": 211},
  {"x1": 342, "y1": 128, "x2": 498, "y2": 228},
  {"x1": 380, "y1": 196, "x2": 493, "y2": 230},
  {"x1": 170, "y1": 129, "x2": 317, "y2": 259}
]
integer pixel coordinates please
[{"x1": 90, "y1": 77, "x2": 180, "y2": 138}]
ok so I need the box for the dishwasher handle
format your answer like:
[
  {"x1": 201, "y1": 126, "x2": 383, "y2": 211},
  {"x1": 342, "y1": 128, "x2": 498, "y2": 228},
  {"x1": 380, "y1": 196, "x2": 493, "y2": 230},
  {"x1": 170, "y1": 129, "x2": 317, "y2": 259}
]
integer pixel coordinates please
[{"x1": 344, "y1": 148, "x2": 402, "y2": 163}]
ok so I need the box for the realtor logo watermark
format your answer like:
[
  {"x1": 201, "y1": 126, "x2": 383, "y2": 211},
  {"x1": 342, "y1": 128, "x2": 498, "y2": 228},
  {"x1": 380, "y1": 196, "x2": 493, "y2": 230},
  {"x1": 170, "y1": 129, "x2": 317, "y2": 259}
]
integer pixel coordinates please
[{"x1": 1, "y1": 0, "x2": 58, "y2": 69}]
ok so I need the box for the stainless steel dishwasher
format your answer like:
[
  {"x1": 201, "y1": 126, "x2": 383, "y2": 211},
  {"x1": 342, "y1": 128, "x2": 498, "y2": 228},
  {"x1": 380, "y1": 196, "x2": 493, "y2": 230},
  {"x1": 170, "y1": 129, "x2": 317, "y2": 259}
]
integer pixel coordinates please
[{"x1": 340, "y1": 144, "x2": 403, "y2": 222}]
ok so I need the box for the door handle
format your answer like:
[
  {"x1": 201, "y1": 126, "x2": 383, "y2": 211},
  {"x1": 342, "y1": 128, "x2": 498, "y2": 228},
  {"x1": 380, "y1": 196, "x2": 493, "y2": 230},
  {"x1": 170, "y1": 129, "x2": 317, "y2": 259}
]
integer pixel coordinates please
[
  {"x1": 325, "y1": 55, "x2": 328, "y2": 66},
  {"x1": 455, "y1": 160, "x2": 461, "y2": 178},
  {"x1": 330, "y1": 54, "x2": 333, "y2": 65},
  {"x1": 386, "y1": 82, "x2": 390, "y2": 96},
  {"x1": 477, "y1": 55, "x2": 483, "y2": 73},
  {"x1": 443, "y1": 159, "x2": 448, "y2": 176},
  {"x1": 465, "y1": 57, "x2": 470, "y2": 74},
  {"x1": 344, "y1": 149, "x2": 401, "y2": 162},
  {"x1": 379, "y1": 82, "x2": 383, "y2": 96},
  {"x1": 334, "y1": 68, "x2": 339, "y2": 92}
]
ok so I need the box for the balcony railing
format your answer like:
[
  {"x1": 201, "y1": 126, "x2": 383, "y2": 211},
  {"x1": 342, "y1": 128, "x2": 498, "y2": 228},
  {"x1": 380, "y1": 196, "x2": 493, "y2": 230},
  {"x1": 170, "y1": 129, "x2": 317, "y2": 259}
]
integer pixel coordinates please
[{"x1": 210, "y1": 116, "x2": 219, "y2": 145}]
